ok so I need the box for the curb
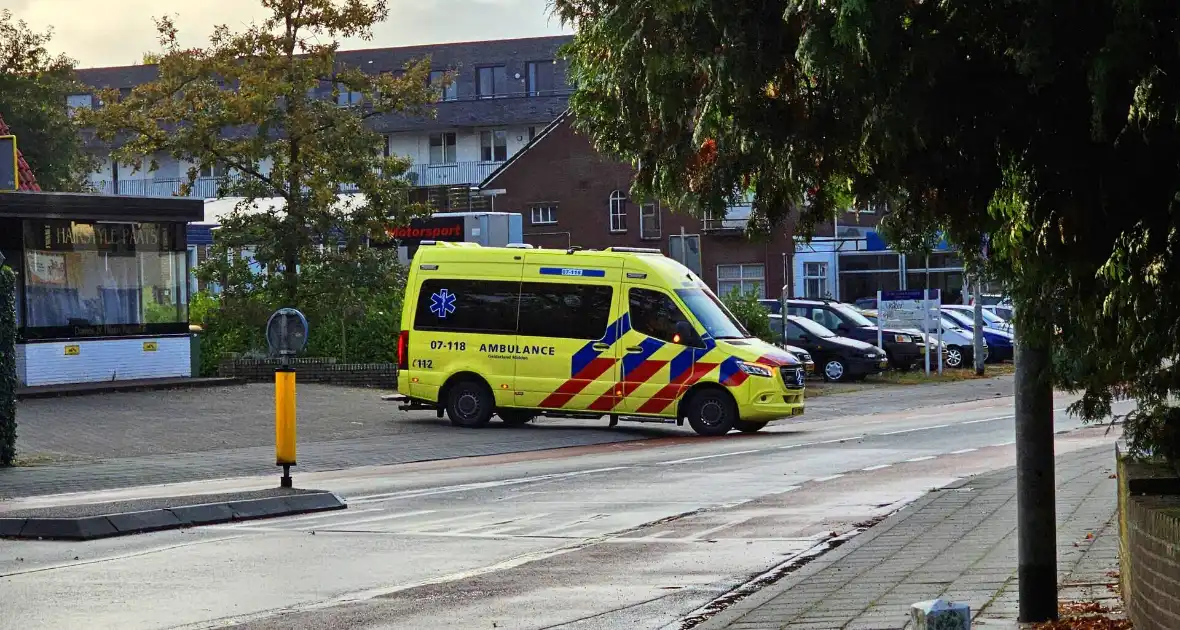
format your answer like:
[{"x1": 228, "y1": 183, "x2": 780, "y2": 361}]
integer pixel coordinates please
[
  {"x1": 0, "y1": 490, "x2": 346, "y2": 541},
  {"x1": 16, "y1": 377, "x2": 247, "y2": 400}
]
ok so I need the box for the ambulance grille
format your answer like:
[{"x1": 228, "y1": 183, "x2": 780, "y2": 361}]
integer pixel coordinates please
[{"x1": 781, "y1": 366, "x2": 806, "y2": 389}]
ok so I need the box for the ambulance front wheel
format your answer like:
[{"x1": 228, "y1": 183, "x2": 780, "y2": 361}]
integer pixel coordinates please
[
  {"x1": 685, "y1": 388, "x2": 738, "y2": 437},
  {"x1": 445, "y1": 378, "x2": 495, "y2": 428}
]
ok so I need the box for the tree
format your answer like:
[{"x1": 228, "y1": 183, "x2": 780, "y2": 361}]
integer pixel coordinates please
[
  {"x1": 81, "y1": 0, "x2": 437, "y2": 304},
  {"x1": 721, "y1": 288, "x2": 774, "y2": 344},
  {"x1": 0, "y1": 10, "x2": 97, "y2": 191},
  {"x1": 138, "y1": 52, "x2": 162, "y2": 65},
  {"x1": 553, "y1": 0, "x2": 1180, "y2": 621}
]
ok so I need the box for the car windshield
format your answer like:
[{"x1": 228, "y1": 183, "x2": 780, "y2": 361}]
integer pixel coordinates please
[
  {"x1": 978, "y1": 309, "x2": 1009, "y2": 327},
  {"x1": 675, "y1": 288, "x2": 750, "y2": 340},
  {"x1": 943, "y1": 309, "x2": 972, "y2": 328},
  {"x1": 832, "y1": 304, "x2": 874, "y2": 327},
  {"x1": 789, "y1": 316, "x2": 836, "y2": 338}
]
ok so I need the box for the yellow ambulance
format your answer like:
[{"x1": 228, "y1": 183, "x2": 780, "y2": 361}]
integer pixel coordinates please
[{"x1": 392, "y1": 242, "x2": 805, "y2": 436}]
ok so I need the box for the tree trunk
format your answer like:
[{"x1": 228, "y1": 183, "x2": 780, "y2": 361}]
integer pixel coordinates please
[
  {"x1": 973, "y1": 277, "x2": 985, "y2": 375},
  {"x1": 1015, "y1": 322, "x2": 1057, "y2": 623}
]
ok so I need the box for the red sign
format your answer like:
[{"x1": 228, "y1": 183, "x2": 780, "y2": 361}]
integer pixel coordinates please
[{"x1": 380, "y1": 217, "x2": 464, "y2": 245}]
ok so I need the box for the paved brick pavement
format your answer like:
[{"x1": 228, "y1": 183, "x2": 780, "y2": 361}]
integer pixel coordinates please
[
  {"x1": 0, "y1": 375, "x2": 1015, "y2": 500},
  {"x1": 697, "y1": 444, "x2": 1119, "y2": 630}
]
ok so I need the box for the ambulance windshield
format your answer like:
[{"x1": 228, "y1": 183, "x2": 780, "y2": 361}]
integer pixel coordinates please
[{"x1": 676, "y1": 288, "x2": 750, "y2": 340}]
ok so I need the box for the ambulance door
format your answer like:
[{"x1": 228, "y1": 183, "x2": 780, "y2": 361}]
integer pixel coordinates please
[
  {"x1": 514, "y1": 253, "x2": 624, "y2": 413},
  {"x1": 619, "y1": 281, "x2": 710, "y2": 417}
]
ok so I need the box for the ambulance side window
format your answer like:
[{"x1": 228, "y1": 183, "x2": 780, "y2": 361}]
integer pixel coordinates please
[
  {"x1": 629, "y1": 288, "x2": 692, "y2": 345},
  {"x1": 518, "y1": 283, "x2": 614, "y2": 340},
  {"x1": 414, "y1": 279, "x2": 519, "y2": 334}
]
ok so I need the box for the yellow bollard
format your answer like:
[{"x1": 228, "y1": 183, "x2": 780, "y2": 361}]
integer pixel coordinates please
[{"x1": 275, "y1": 367, "x2": 297, "y2": 488}]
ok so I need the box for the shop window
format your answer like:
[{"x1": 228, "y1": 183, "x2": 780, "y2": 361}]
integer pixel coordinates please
[
  {"x1": 803, "y1": 262, "x2": 828, "y2": 298},
  {"x1": 717, "y1": 263, "x2": 765, "y2": 299},
  {"x1": 21, "y1": 221, "x2": 189, "y2": 337}
]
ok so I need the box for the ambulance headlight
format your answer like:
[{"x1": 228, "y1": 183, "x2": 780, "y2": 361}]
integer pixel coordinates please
[{"x1": 737, "y1": 361, "x2": 774, "y2": 378}]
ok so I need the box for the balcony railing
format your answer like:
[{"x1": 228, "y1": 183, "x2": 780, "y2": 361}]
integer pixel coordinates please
[{"x1": 92, "y1": 161, "x2": 506, "y2": 199}]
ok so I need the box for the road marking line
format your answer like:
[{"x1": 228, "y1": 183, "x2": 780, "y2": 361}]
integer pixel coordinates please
[
  {"x1": 861, "y1": 464, "x2": 892, "y2": 471},
  {"x1": 778, "y1": 442, "x2": 819, "y2": 450},
  {"x1": 813, "y1": 474, "x2": 846, "y2": 482},
  {"x1": 646, "y1": 530, "x2": 676, "y2": 538},
  {"x1": 882, "y1": 424, "x2": 951, "y2": 435},
  {"x1": 817, "y1": 435, "x2": 865, "y2": 444},
  {"x1": 904, "y1": 456, "x2": 938, "y2": 463},
  {"x1": 400, "y1": 511, "x2": 498, "y2": 533},
  {"x1": 351, "y1": 467, "x2": 629, "y2": 504},
  {"x1": 991, "y1": 441, "x2": 1016, "y2": 447},
  {"x1": 656, "y1": 449, "x2": 761, "y2": 465},
  {"x1": 289, "y1": 509, "x2": 438, "y2": 531},
  {"x1": 950, "y1": 448, "x2": 979, "y2": 455},
  {"x1": 688, "y1": 517, "x2": 751, "y2": 540},
  {"x1": 963, "y1": 415, "x2": 1015, "y2": 425}
]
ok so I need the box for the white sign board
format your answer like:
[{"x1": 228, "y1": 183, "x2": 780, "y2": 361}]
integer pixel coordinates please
[{"x1": 877, "y1": 289, "x2": 943, "y2": 375}]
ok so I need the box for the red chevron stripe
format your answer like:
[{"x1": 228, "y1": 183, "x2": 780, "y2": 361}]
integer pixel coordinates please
[
  {"x1": 588, "y1": 359, "x2": 669, "y2": 412},
  {"x1": 634, "y1": 362, "x2": 718, "y2": 415},
  {"x1": 539, "y1": 357, "x2": 617, "y2": 408},
  {"x1": 722, "y1": 371, "x2": 749, "y2": 387}
]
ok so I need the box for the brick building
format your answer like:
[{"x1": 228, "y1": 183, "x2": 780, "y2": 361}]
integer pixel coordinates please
[{"x1": 480, "y1": 112, "x2": 797, "y2": 299}]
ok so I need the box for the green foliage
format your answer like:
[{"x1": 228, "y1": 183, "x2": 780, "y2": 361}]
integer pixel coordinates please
[
  {"x1": 553, "y1": 0, "x2": 1180, "y2": 464},
  {"x1": 79, "y1": 0, "x2": 437, "y2": 303},
  {"x1": 0, "y1": 266, "x2": 17, "y2": 467},
  {"x1": 0, "y1": 10, "x2": 98, "y2": 191},
  {"x1": 721, "y1": 288, "x2": 775, "y2": 344},
  {"x1": 192, "y1": 246, "x2": 406, "y2": 376}
]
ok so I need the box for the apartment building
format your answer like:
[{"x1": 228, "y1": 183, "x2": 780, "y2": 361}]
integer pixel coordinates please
[{"x1": 70, "y1": 35, "x2": 574, "y2": 206}]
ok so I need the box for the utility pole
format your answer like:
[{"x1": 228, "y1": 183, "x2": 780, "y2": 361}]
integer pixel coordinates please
[
  {"x1": 973, "y1": 277, "x2": 985, "y2": 375},
  {"x1": 1015, "y1": 323, "x2": 1057, "y2": 623}
]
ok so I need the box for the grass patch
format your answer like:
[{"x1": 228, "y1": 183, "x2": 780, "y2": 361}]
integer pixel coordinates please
[
  {"x1": 867, "y1": 361, "x2": 1016, "y2": 386},
  {"x1": 11, "y1": 452, "x2": 81, "y2": 467}
]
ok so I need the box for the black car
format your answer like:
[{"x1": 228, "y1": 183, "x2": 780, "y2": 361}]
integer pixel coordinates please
[
  {"x1": 786, "y1": 298, "x2": 928, "y2": 370},
  {"x1": 775, "y1": 315, "x2": 889, "y2": 382}
]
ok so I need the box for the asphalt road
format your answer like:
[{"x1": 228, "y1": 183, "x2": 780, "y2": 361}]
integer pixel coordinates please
[{"x1": 0, "y1": 390, "x2": 1126, "y2": 630}]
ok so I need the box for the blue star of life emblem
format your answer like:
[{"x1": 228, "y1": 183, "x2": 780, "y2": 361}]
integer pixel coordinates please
[{"x1": 430, "y1": 289, "x2": 457, "y2": 318}]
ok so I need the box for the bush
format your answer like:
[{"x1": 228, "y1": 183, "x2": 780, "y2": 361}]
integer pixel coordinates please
[
  {"x1": 721, "y1": 288, "x2": 776, "y2": 344},
  {"x1": 0, "y1": 266, "x2": 17, "y2": 467}
]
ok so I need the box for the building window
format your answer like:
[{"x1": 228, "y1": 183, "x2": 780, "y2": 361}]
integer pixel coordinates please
[
  {"x1": 530, "y1": 205, "x2": 557, "y2": 225},
  {"x1": 609, "y1": 190, "x2": 627, "y2": 232},
  {"x1": 717, "y1": 264, "x2": 766, "y2": 299},
  {"x1": 527, "y1": 60, "x2": 556, "y2": 96},
  {"x1": 66, "y1": 94, "x2": 92, "y2": 116},
  {"x1": 429, "y1": 70, "x2": 458, "y2": 101},
  {"x1": 199, "y1": 162, "x2": 229, "y2": 178},
  {"x1": 477, "y1": 65, "x2": 507, "y2": 99},
  {"x1": 336, "y1": 86, "x2": 364, "y2": 107},
  {"x1": 480, "y1": 130, "x2": 507, "y2": 162},
  {"x1": 528, "y1": 126, "x2": 537, "y2": 142},
  {"x1": 21, "y1": 221, "x2": 189, "y2": 334},
  {"x1": 429, "y1": 132, "x2": 457, "y2": 164},
  {"x1": 640, "y1": 202, "x2": 661, "y2": 239},
  {"x1": 803, "y1": 262, "x2": 829, "y2": 298}
]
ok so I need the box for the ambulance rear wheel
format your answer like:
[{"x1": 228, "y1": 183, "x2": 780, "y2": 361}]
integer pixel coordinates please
[
  {"x1": 445, "y1": 379, "x2": 494, "y2": 428},
  {"x1": 734, "y1": 421, "x2": 768, "y2": 434},
  {"x1": 686, "y1": 389, "x2": 738, "y2": 437},
  {"x1": 498, "y1": 410, "x2": 536, "y2": 426}
]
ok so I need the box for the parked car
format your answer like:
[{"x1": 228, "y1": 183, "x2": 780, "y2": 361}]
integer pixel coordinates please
[
  {"x1": 944, "y1": 304, "x2": 1014, "y2": 333},
  {"x1": 758, "y1": 299, "x2": 783, "y2": 315},
  {"x1": 772, "y1": 314, "x2": 889, "y2": 382},
  {"x1": 941, "y1": 307, "x2": 1015, "y2": 361},
  {"x1": 787, "y1": 299, "x2": 929, "y2": 370},
  {"x1": 985, "y1": 304, "x2": 1014, "y2": 321},
  {"x1": 862, "y1": 309, "x2": 983, "y2": 369},
  {"x1": 853, "y1": 297, "x2": 877, "y2": 310}
]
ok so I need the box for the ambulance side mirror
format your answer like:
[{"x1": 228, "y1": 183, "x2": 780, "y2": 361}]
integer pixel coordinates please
[{"x1": 674, "y1": 320, "x2": 698, "y2": 346}]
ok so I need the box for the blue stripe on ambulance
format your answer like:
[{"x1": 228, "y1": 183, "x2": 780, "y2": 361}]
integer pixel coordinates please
[
  {"x1": 570, "y1": 313, "x2": 631, "y2": 376},
  {"x1": 622, "y1": 337, "x2": 666, "y2": 377},
  {"x1": 539, "y1": 267, "x2": 607, "y2": 278}
]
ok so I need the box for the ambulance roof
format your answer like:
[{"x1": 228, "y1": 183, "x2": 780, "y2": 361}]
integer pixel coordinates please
[{"x1": 413, "y1": 243, "x2": 703, "y2": 289}]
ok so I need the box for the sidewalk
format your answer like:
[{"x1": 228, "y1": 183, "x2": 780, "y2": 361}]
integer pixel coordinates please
[{"x1": 699, "y1": 445, "x2": 1120, "y2": 630}]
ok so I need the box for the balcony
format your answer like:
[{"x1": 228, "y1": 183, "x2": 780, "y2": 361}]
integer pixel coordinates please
[
  {"x1": 91, "y1": 161, "x2": 505, "y2": 199},
  {"x1": 702, "y1": 203, "x2": 752, "y2": 232}
]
